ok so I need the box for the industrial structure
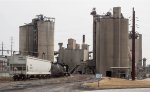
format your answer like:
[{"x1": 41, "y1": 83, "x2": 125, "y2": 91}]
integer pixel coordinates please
[
  {"x1": 91, "y1": 7, "x2": 130, "y2": 77},
  {"x1": 0, "y1": 56, "x2": 9, "y2": 77},
  {"x1": 128, "y1": 33, "x2": 143, "y2": 78},
  {"x1": 19, "y1": 14, "x2": 55, "y2": 62},
  {"x1": 0, "y1": 8, "x2": 145, "y2": 80},
  {"x1": 58, "y1": 35, "x2": 89, "y2": 74}
]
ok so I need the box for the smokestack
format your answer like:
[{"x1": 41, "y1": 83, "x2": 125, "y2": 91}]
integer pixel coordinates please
[
  {"x1": 58, "y1": 43, "x2": 63, "y2": 49},
  {"x1": 83, "y1": 35, "x2": 85, "y2": 44}
]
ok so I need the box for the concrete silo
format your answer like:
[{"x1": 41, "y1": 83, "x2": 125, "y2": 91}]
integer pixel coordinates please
[
  {"x1": 92, "y1": 7, "x2": 129, "y2": 77},
  {"x1": 19, "y1": 24, "x2": 34, "y2": 56},
  {"x1": 96, "y1": 18, "x2": 114, "y2": 76},
  {"x1": 37, "y1": 19, "x2": 54, "y2": 62},
  {"x1": 19, "y1": 15, "x2": 55, "y2": 62}
]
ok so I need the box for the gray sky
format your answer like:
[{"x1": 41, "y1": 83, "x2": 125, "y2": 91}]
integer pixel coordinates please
[{"x1": 0, "y1": 0, "x2": 150, "y2": 64}]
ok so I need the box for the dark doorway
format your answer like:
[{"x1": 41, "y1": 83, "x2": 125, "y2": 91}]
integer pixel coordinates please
[{"x1": 106, "y1": 71, "x2": 112, "y2": 77}]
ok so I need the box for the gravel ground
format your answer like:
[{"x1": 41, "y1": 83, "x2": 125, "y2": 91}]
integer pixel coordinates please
[
  {"x1": 0, "y1": 74, "x2": 94, "y2": 92},
  {"x1": 1, "y1": 76, "x2": 150, "y2": 92}
]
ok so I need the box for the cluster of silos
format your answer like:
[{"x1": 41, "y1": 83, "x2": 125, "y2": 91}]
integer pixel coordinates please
[
  {"x1": 93, "y1": 7, "x2": 129, "y2": 76},
  {"x1": 19, "y1": 14, "x2": 55, "y2": 62}
]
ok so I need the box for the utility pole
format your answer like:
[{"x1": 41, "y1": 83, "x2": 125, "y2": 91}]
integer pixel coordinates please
[
  {"x1": 132, "y1": 8, "x2": 135, "y2": 80},
  {"x1": 2, "y1": 42, "x2": 3, "y2": 56}
]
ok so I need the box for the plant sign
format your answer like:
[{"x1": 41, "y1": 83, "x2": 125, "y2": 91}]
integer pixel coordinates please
[{"x1": 96, "y1": 73, "x2": 102, "y2": 87}]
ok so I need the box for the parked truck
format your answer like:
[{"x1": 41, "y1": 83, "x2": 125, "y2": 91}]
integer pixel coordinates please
[{"x1": 9, "y1": 56, "x2": 52, "y2": 80}]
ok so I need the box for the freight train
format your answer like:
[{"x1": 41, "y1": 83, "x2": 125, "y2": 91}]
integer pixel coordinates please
[{"x1": 9, "y1": 56, "x2": 69, "y2": 81}]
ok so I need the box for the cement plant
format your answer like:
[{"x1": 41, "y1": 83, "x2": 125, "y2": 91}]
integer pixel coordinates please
[{"x1": 0, "y1": 7, "x2": 150, "y2": 92}]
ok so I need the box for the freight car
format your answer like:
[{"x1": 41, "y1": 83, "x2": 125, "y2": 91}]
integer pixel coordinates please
[
  {"x1": 9, "y1": 56, "x2": 51, "y2": 80},
  {"x1": 51, "y1": 63, "x2": 70, "y2": 77}
]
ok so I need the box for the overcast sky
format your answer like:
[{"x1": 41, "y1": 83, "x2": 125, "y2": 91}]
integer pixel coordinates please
[{"x1": 0, "y1": 0, "x2": 150, "y2": 64}]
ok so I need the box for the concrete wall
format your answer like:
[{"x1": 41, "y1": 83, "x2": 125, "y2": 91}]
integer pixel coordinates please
[
  {"x1": 96, "y1": 19, "x2": 114, "y2": 75},
  {"x1": 59, "y1": 49, "x2": 89, "y2": 70},
  {"x1": 37, "y1": 21, "x2": 54, "y2": 62},
  {"x1": 19, "y1": 25, "x2": 34, "y2": 56},
  {"x1": 113, "y1": 19, "x2": 129, "y2": 68},
  {"x1": 119, "y1": 19, "x2": 129, "y2": 67}
]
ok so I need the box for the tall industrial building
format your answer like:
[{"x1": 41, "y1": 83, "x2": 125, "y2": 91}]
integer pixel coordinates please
[
  {"x1": 92, "y1": 7, "x2": 129, "y2": 77},
  {"x1": 19, "y1": 15, "x2": 55, "y2": 62},
  {"x1": 58, "y1": 36, "x2": 89, "y2": 72}
]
